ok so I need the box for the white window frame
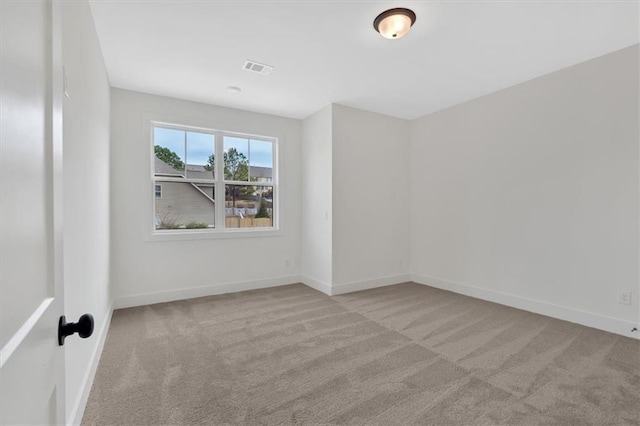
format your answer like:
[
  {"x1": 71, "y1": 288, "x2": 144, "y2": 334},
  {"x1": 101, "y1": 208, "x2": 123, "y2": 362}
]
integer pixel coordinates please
[
  {"x1": 150, "y1": 121, "x2": 279, "y2": 238},
  {"x1": 154, "y1": 184, "x2": 162, "y2": 199}
]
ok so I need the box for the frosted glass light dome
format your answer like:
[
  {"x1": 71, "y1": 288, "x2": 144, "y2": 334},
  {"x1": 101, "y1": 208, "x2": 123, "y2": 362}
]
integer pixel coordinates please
[{"x1": 373, "y1": 8, "x2": 416, "y2": 39}]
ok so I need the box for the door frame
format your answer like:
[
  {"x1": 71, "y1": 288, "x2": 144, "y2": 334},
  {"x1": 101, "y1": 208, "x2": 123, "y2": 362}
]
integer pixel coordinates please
[{"x1": 51, "y1": 0, "x2": 66, "y2": 422}]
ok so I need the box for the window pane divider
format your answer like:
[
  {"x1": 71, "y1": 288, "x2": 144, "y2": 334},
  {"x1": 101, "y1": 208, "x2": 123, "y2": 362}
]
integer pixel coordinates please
[
  {"x1": 154, "y1": 177, "x2": 216, "y2": 184},
  {"x1": 223, "y1": 180, "x2": 273, "y2": 186},
  {"x1": 214, "y1": 130, "x2": 225, "y2": 229}
]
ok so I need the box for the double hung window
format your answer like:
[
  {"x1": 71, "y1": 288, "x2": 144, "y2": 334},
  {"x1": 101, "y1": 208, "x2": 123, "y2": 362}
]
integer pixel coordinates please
[{"x1": 152, "y1": 123, "x2": 276, "y2": 233}]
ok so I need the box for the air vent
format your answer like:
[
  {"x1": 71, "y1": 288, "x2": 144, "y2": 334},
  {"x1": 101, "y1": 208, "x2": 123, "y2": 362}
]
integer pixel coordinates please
[{"x1": 242, "y1": 60, "x2": 274, "y2": 75}]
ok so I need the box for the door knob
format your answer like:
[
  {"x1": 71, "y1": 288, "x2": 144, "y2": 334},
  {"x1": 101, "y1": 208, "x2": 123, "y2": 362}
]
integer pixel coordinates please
[{"x1": 58, "y1": 313, "x2": 94, "y2": 346}]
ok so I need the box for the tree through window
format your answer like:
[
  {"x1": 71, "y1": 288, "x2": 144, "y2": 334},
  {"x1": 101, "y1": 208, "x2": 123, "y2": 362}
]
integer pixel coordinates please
[{"x1": 152, "y1": 124, "x2": 276, "y2": 232}]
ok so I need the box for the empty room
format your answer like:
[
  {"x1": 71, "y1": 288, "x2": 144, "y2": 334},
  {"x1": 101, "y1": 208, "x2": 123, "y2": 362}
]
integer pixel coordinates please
[{"x1": 1, "y1": 0, "x2": 639, "y2": 425}]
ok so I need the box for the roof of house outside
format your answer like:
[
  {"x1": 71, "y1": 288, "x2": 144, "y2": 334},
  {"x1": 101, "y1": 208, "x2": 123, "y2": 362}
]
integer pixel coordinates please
[
  {"x1": 186, "y1": 164, "x2": 213, "y2": 180},
  {"x1": 249, "y1": 166, "x2": 272, "y2": 180},
  {"x1": 154, "y1": 157, "x2": 183, "y2": 176},
  {"x1": 154, "y1": 157, "x2": 272, "y2": 181}
]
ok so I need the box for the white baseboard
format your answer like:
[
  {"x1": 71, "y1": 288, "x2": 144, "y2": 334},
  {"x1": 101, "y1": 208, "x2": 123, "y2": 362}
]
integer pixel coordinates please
[
  {"x1": 113, "y1": 275, "x2": 303, "y2": 309},
  {"x1": 330, "y1": 274, "x2": 412, "y2": 296},
  {"x1": 412, "y1": 274, "x2": 640, "y2": 340},
  {"x1": 68, "y1": 302, "x2": 114, "y2": 425},
  {"x1": 300, "y1": 275, "x2": 332, "y2": 295},
  {"x1": 115, "y1": 273, "x2": 412, "y2": 309}
]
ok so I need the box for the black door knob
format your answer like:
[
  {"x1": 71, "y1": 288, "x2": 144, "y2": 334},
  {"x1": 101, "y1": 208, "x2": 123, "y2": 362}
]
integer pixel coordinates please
[{"x1": 58, "y1": 313, "x2": 94, "y2": 346}]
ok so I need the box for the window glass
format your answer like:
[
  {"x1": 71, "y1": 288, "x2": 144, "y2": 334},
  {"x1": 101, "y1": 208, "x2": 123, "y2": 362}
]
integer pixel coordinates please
[
  {"x1": 154, "y1": 127, "x2": 185, "y2": 176},
  {"x1": 186, "y1": 131, "x2": 215, "y2": 179},
  {"x1": 225, "y1": 185, "x2": 273, "y2": 228},
  {"x1": 152, "y1": 123, "x2": 275, "y2": 233},
  {"x1": 224, "y1": 137, "x2": 249, "y2": 182},
  {"x1": 249, "y1": 139, "x2": 273, "y2": 183},
  {"x1": 154, "y1": 182, "x2": 215, "y2": 230}
]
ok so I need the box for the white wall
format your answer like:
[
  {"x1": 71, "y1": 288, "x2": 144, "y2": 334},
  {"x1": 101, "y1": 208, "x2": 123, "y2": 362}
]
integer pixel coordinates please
[
  {"x1": 61, "y1": 0, "x2": 112, "y2": 423},
  {"x1": 301, "y1": 105, "x2": 333, "y2": 291},
  {"x1": 332, "y1": 105, "x2": 411, "y2": 291},
  {"x1": 410, "y1": 45, "x2": 639, "y2": 336},
  {"x1": 110, "y1": 89, "x2": 302, "y2": 306}
]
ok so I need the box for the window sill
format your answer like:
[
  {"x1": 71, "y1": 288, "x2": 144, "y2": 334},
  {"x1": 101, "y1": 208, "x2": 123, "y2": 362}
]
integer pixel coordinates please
[{"x1": 147, "y1": 227, "x2": 282, "y2": 242}]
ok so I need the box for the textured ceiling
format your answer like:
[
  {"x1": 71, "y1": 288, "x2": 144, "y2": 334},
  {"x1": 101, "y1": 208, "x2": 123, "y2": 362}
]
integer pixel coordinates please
[{"x1": 89, "y1": 0, "x2": 639, "y2": 120}]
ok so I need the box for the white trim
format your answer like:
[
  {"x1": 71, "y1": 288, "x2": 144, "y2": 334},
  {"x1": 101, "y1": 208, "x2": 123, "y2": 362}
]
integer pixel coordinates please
[
  {"x1": 0, "y1": 298, "x2": 54, "y2": 368},
  {"x1": 224, "y1": 179, "x2": 273, "y2": 186},
  {"x1": 412, "y1": 274, "x2": 640, "y2": 340},
  {"x1": 329, "y1": 274, "x2": 412, "y2": 296},
  {"x1": 67, "y1": 303, "x2": 114, "y2": 426},
  {"x1": 300, "y1": 275, "x2": 332, "y2": 296},
  {"x1": 147, "y1": 227, "x2": 283, "y2": 241},
  {"x1": 50, "y1": 1, "x2": 67, "y2": 422},
  {"x1": 153, "y1": 120, "x2": 277, "y2": 142},
  {"x1": 114, "y1": 275, "x2": 302, "y2": 309},
  {"x1": 154, "y1": 177, "x2": 215, "y2": 184}
]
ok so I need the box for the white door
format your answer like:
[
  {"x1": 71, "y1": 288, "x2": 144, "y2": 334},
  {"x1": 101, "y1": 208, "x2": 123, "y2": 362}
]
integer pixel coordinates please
[{"x1": 0, "y1": 0, "x2": 66, "y2": 424}]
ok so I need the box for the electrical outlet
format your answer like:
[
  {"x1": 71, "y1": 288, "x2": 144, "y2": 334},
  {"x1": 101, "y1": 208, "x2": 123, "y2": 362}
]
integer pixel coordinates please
[{"x1": 619, "y1": 291, "x2": 632, "y2": 305}]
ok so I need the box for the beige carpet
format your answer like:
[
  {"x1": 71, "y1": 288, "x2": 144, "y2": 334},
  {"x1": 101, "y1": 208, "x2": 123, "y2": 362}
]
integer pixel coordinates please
[{"x1": 82, "y1": 283, "x2": 640, "y2": 425}]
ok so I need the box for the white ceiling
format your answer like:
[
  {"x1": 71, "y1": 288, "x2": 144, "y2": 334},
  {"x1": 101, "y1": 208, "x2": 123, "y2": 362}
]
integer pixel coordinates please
[{"x1": 88, "y1": 0, "x2": 639, "y2": 120}]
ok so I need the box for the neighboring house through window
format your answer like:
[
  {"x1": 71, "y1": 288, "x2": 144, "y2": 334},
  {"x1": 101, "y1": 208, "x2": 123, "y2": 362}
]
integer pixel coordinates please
[{"x1": 152, "y1": 123, "x2": 276, "y2": 233}]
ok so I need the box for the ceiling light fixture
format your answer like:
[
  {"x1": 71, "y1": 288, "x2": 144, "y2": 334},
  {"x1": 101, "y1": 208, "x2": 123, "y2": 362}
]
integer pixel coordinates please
[{"x1": 373, "y1": 8, "x2": 416, "y2": 39}]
